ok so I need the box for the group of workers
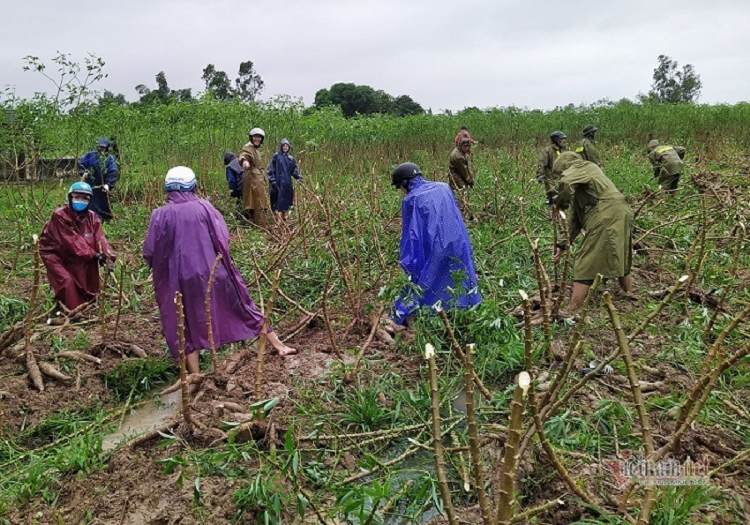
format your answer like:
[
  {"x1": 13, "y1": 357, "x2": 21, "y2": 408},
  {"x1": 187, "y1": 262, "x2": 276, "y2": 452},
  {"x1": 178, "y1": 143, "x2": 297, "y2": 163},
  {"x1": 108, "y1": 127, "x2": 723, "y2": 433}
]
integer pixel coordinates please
[
  {"x1": 224, "y1": 128, "x2": 304, "y2": 228},
  {"x1": 37, "y1": 127, "x2": 686, "y2": 373}
]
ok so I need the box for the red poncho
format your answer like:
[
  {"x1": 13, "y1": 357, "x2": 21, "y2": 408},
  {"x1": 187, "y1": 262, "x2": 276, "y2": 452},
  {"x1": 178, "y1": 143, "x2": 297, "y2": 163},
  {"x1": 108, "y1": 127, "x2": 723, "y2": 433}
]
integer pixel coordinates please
[{"x1": 39, "y1": 206, "x2": 110, "y2": 310}]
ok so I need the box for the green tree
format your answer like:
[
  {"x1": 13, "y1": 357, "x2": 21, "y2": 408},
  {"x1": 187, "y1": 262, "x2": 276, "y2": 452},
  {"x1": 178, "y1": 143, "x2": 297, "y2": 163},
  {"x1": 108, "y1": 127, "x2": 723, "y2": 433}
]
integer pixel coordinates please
[
  {"x1": 313, "y1": 82, "x2": 423, "y2": 117},
  {"x1": 392, "y1": 94, "x2": 423, "y2": 116},
  {"x1": 647, "y1": 55, "x2": 702, "y2": 104},
  {"x1": 201, "y1": 64, "x2": 234, "y2": 101},
  {"x1": 235, "y1": 60, "x2": 264, "y2": 102},
  {"x1": 98, "y1": 90, "x2": 127, "y2": 106}
]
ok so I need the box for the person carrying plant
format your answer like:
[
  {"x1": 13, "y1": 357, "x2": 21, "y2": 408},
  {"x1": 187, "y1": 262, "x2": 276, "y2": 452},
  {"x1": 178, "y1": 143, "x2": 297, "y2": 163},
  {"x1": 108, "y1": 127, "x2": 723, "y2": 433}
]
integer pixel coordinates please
[
  {"x1": 448, "y1": 138, "x2": 475, "y2": 218},
  {"x1": 143, "y1": 166, "x2": 296, "y2": 375},
  {"x1": 391, "y1": 162, "x2": 481, "y2": 326},
  {"x1": 239, "y1": 127, "x2": 271, "y2": 228},
  {"x1": 576, "y1": 125, "x2": 600, "y2": 166},
  {"x1": 77, "y1": 137, "x2": 119, "y2": 222},
  {"x1": 537, "y1": 131, "x2": 568, "y2": 203},
  {"x1": 39, "y1": 181, "x2": 115, "y2": 311},
  {"x1": 454, "y1": 125, "x2": 478, "y2": 146},
  {"x1": 647, "y1": 139, "x2": 686, "y2": 194},
  {"x1": 552, "y1": 152, "x2": 633, "y2": 311},
  {"x1": 267, "y1": 138, "x2": 303, "y2": 220}
]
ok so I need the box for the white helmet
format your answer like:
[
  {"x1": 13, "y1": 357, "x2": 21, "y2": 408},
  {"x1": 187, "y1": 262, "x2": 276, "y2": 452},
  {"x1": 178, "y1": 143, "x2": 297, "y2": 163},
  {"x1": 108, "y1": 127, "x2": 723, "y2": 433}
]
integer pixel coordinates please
[
  {"x1": 165, "y1": 166, "x2": 197, "y2": 192},
  {"x1": 249, "y1": 127, "x2": 265, "y2": 143}
]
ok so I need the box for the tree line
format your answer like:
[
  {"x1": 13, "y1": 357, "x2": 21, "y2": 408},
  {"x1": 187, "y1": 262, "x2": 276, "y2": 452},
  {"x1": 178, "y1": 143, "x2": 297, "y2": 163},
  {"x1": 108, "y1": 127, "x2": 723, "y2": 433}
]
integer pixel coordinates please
[{"x1": 84, "y1": 55, "x2": 705, "y2": 115}]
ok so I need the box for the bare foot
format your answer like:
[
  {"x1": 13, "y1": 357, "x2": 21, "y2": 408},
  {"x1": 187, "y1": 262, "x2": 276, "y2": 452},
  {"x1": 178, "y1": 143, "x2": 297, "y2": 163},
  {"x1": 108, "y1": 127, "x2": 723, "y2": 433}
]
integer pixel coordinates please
[{"x1": 276, "y1": 345, "x2": 297, "y2": 357}]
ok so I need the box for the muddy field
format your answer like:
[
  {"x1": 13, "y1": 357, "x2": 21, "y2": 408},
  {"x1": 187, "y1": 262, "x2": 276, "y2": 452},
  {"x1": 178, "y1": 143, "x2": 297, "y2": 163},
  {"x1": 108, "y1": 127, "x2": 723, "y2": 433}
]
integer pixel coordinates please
[{"x1": 1, "y1": 145, "x2": 749, "y2": 525}]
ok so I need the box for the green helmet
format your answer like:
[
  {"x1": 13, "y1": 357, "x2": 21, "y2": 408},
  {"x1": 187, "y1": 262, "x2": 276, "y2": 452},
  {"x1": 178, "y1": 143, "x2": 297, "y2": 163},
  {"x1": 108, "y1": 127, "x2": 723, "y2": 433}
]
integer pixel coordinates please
[
  {"x1": 69, "y1": 181, "x2": 93, "y2": 197},
  {"x1": 583, "y1": 125, "x2": 597, "y2": 136}
]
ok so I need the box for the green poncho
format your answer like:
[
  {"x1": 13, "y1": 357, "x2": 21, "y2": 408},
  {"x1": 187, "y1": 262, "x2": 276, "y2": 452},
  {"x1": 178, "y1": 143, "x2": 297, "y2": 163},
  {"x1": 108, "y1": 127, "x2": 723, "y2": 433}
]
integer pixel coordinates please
[{"x1": 553, "y1": 152, "x2": 633, "y2": 281}]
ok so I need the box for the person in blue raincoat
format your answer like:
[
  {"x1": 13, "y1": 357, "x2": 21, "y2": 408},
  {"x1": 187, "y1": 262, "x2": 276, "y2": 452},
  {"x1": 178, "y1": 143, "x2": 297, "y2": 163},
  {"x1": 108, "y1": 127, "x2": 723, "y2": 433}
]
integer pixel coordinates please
[
  {"x1": 223, "y1": 152, "x2": 244, "y2": 201},
  {"x1": 391, "y1": 162, "x2": 481, "y2": 326},
  {"x1": 267, "y1": 138, "x2": 303, "y2": 219},
  {"x1": 78, "y1": 137, "x2": 119, "y2": 221}
]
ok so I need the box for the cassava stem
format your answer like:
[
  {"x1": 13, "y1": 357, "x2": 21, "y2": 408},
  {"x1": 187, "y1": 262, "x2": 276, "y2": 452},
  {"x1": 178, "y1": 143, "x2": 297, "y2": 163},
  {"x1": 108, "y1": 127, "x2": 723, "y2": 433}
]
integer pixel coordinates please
[
  {"x1": 426, "y1": 344, "x2": 458, "y2": 525},
  {"x1": 254, "y1": 269, "x2": 281, "y2": 399},
  {"x1": 205, "y1": 253, "x2": 223, "y2": 372}
]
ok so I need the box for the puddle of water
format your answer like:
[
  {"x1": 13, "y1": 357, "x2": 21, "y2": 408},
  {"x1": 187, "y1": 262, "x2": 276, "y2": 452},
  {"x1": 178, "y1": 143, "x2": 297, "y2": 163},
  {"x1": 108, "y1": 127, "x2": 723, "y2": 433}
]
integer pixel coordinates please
[{"x1": 101, "y1": 390, "x2": 182, "y2": 452}]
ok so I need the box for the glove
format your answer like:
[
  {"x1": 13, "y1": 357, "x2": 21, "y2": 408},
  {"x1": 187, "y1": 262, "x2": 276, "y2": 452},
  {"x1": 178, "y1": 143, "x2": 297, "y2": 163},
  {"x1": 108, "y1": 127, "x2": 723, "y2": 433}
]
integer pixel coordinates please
[
  {"x1": 230, "y1": 190, "x2": 241, "y2": 199},
  {"x1": 546, "y1": 191, "x2": 557, "y2": 205},
  {"x1": 536, "y1": 174, "x2": 545, "y2": 184},
  {"x1": 96, "y1": 253, "x2": 107, "y2": 267},
  {"x1": 103, "y1": 184, "x2": 110, "y2": 192},
  {"x1": 468, "y1": 181, "x2": 474, "y2": 188}
]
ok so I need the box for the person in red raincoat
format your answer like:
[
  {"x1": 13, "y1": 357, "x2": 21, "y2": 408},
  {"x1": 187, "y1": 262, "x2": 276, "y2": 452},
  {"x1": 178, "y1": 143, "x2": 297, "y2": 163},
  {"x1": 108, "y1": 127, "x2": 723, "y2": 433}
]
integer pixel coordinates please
[{"x1": 39, "y1": 182, "x2": 115, "y2": 311}]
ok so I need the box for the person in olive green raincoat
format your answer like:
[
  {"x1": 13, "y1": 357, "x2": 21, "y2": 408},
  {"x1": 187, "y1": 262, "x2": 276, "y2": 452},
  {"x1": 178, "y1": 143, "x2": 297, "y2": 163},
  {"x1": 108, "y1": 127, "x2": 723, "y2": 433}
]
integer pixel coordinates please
[
  {"x1": 449, "y1": 138, "x2": 474, "y2": 217},
  {"x1": 239, "y1": 127, "x2": 271, "y2": 228},
  {"x1": 552, "y1": 152, "x2": 633, "y2": 311},
  {"x1": 647, "y1": 139, "x2": 686, "y2": 194},
  {"x1": 576, "y1": 125, "x2": 600, "y2": 166},
  {"x1": 537, "y1": 131, "x2": 568, "y2": 203}
]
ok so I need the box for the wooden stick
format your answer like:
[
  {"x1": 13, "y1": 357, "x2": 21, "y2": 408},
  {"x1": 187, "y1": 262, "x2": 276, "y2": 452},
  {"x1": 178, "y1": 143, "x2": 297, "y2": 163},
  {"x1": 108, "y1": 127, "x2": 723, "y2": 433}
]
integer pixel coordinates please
[
  {"x1": 426, "y1": 344, "x2": 458, "y2": 525},
  {"x1": 254, "y1": 269, "x2": 281, "y2": 399},
  {"x1": 464, "y1": 344, "x2": 491, "y2": 525},
  {"x1": 522, "y1": 291, "x2": 595, "y2": 506},
  {"x1": 112, "y1": 260, "x2": 126, "y2": 340},
  {"x1": 205, "y1": 253, "x2": 223, "y2": 372},
  {"x1": 345, "y1": 304, "x2": 386, "y2": 382},
  {"x1": 321, "y1": 266, "x2": 344, "y2": 360},
  {"x1": 98, "y1": 241, "x2": 109, "y2": 346},
  {"x1": 25, "y1": 235, "x2": 43, "y2": 392}
]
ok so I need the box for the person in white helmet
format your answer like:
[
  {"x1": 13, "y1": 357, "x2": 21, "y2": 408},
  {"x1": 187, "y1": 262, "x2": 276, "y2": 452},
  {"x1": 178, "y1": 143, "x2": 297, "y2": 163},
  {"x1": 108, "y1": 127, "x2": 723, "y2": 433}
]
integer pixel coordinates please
[
  {"x1": 143, "y1": 166, "x2": 297, "y2": 374},
  {"x1": 239, "y1": 128, "x2": 271, "y2": 228}
]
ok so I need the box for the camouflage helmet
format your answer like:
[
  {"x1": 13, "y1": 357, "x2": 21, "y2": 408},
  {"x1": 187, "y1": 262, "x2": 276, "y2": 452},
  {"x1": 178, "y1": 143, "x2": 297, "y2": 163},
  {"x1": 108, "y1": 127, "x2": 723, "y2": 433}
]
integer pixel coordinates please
[{"x1": 647, "y1": 139, "x2": 659, "y2": 152}]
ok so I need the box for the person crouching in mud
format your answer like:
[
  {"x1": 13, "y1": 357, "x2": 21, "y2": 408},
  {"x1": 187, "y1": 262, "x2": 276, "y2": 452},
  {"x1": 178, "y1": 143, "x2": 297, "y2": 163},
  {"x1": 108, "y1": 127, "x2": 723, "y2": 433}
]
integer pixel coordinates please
[{"x1": 390, "y1": 162, "x2": 481, "y2": 326}]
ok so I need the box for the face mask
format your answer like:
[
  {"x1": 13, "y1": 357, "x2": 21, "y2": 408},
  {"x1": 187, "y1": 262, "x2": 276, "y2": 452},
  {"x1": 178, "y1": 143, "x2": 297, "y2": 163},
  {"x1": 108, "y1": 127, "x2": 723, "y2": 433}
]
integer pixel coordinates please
[{"x1": 71, "y1": 200, "x2": 89, "y2": 212}]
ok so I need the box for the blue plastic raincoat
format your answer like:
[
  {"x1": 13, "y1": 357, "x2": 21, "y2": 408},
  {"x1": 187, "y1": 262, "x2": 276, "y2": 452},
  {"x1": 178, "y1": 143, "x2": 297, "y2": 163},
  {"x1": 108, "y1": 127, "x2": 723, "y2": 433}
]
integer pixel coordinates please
[
  {"x1": 224, "y1": 152, "x2": 244, "y2": 198},
  {"x1": 78, "y1": 151, "x2": 118, "y2": 221},
  {"x1": 267, "y1": 139, "x2": 302, "y2": 212},
  {"x1": 393, "y1": 176, "x2": 481, "y2": 324}
]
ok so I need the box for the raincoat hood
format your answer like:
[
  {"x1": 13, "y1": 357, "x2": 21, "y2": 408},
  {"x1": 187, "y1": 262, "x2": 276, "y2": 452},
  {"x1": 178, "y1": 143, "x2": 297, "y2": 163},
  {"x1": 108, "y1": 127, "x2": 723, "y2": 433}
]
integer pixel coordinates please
[
  {"x1": 224, "y1": 152, "x2": 236, "y2": 166},
  {"x1": 647, "y1": 139, "x2": 659, "y2": 152},
  {"x1": 279, "y1": 138, "x2": 291, "y2": 153},
  {"x1": 553, "y1": 151, "x2": 584, "y2": 174}
]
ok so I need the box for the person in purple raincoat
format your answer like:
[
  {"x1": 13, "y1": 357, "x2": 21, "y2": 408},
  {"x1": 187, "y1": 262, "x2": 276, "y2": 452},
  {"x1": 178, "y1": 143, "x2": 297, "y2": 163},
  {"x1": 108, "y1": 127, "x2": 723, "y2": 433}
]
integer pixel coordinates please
[{"x1": 143, "y1": 166, "x2": 297, "y2": 374}]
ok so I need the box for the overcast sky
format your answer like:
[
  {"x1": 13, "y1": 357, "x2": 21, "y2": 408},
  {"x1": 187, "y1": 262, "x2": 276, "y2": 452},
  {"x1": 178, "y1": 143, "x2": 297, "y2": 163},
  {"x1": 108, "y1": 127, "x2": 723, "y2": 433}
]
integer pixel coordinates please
[{"x1": 2, "y1": 0, "x2": 749, "y2": 111}]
